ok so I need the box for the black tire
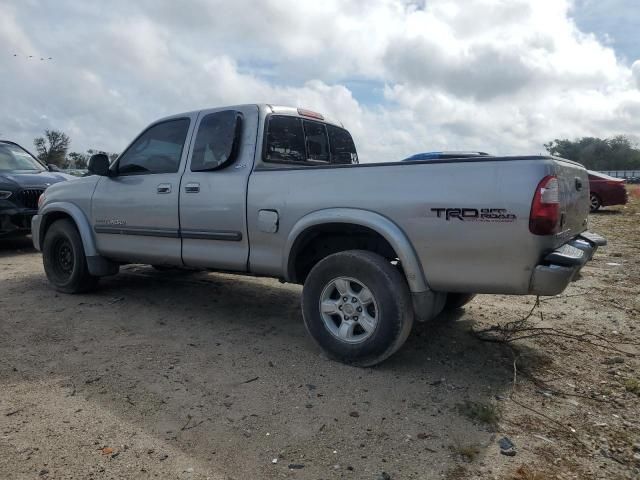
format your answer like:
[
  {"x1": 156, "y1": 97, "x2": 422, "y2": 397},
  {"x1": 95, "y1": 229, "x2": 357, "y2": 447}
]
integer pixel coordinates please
[
  {"x1": 444, "y1": 293, "x2": 476, "y2": 310},
  {"x1": 590, "y1": 193, "x2": 601, "y2": 212},
  {"x1": 42, "y1": 219, "x2": 98, "y2": 293},
  {"x1": 152, "y1": 265, "x2": 174, "y2": 271},
  {"x1": 301, "y1": 250, "x2": 414, "y2": 367}
]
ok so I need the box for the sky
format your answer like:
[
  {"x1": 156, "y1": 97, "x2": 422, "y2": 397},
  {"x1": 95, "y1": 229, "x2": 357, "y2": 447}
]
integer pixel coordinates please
[{"x1": 1, "y1": 0, "x2": 640, "y2": 163}]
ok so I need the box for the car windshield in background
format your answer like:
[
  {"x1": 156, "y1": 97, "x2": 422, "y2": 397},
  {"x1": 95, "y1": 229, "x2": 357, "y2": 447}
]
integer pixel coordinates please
[{"x1": 0, "y1": 143, "x2": 46, "y2": 172}]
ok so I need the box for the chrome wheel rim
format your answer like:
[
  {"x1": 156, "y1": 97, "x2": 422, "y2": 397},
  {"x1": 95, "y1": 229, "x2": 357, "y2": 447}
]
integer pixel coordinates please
[
  {"x1": 319, "y1": 277, "x2": 378, "y2": 344},
  {"x1": 590, "y1": 194, "x2": 599, "y2": 210}
]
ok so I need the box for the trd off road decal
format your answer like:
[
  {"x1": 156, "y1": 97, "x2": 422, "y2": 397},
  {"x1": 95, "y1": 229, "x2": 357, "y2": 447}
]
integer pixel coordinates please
[
  {"x1": 431, "y1": 208, "x2": 517, "y2": 222},
  {"x1": 95, "y1": 218, "x2": 127, "y2": 226}
]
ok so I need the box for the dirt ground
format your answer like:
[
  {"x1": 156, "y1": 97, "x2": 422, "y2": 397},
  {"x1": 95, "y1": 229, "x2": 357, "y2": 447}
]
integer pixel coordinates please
[{"x1": 1, "y1": 188, "x2": 639, "y2": 480}]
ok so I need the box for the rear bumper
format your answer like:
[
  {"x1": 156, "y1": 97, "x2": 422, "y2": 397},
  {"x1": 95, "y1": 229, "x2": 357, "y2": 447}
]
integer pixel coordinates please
[
  {"x1": 529, "y1": 231, "x2": 606, "y2": 296},
  {"x1": 602, "y1": 188, "x2": 628, "y2": 207}
]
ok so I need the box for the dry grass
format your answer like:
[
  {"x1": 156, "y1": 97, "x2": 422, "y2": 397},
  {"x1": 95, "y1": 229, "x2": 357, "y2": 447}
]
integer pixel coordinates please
[
  {"x1": 457, "y1": 400, "x2": 501, "y2": 428},
  {"x1": 623, "y1": 378, "x2": 640, "y2": 395},
  {"x1": 511, "y1": 464, "x2": 549, "y2": 480},
  {"x1": 449, "y1": 439, "x2": 481, "y2": 462}
]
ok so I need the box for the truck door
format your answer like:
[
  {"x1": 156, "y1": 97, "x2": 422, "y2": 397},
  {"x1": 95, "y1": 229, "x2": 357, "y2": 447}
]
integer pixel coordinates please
[
  {"x1": 92, "y1": 116, "x2": 195, "y2": 265},
  {"x1": 179, "y1": 105, "x2": 257, "y2": 271}
]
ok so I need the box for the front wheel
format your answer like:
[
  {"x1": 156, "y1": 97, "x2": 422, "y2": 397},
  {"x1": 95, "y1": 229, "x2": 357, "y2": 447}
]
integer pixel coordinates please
[
  {"x1": 301, "y1": 250, "x2": 414, "y2": 367},
  {"x1": 42, "y1": 219, "x2": 98, "y2": 293},
  {"x1": 590, "y1": 193, "x2": 601, "y2": 212}
]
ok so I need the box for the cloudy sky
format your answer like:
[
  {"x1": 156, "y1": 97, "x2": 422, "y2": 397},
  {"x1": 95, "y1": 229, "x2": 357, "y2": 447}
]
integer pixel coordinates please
[{"x1": 1, "y1": 0, "x2": 639, "y2": 162}]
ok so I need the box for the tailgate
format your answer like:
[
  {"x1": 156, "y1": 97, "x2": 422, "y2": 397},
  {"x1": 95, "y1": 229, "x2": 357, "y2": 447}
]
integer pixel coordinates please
[{"x1": 553, "y1": 158, "x2": 590, "y2": 243}]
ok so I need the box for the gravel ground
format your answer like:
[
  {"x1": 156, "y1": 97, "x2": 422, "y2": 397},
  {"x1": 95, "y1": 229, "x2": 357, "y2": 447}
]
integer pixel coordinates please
[{"x1": 1, "y1": 187, "x2": 639, "y2": 480}]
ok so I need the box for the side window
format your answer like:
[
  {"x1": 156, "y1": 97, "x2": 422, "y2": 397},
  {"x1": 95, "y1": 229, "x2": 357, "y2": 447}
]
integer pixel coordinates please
[
  {"x1": 265, "y1": 116, "x2": 306, "y2": 163},
  {"x1": 302, "y1": 120, "x2": 329, "y2": 162},
  {"x1": 327, "y1": 125, "x2": 358, "y2": 164},
  {"x1": 117, "y1": 118, "x2": 190, "y2": 175},
  {"x1": 191, "y1": 110, "x2": 242, "y2": 172}
]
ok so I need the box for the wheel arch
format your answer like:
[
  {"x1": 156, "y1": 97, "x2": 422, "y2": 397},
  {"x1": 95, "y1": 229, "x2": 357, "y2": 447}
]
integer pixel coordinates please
[
  {"x1": 284, "y1": 208, "x2": 429, "y2": 293},
  {"x1": 39, "y1": 202, "x2": 97, "y2": 257}
]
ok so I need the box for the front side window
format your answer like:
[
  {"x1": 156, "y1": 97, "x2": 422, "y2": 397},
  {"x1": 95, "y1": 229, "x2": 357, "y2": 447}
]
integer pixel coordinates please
[
  {"x1": 117, "y1": 118, "x2": 190, "y2": 175},
  {"x1": 191, "y1": 110, "x2": 241, "y2": 171}
]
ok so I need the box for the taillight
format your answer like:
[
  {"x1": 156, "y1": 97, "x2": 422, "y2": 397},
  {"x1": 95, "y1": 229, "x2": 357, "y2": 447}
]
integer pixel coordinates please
[{"x1": 529, "y1": 175, "x2": 560, "y2": 235}]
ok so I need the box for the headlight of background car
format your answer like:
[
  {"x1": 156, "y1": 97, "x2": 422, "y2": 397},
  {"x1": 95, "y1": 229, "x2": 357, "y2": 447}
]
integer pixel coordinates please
[{"x1": 0, "y1": 190, "x2": 13, "y2": 199}]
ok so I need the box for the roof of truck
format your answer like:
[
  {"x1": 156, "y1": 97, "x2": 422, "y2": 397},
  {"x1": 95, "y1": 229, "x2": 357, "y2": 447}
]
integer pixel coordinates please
[{"x1": 155, "y1": 104, "x2": 344, "y2": 128}]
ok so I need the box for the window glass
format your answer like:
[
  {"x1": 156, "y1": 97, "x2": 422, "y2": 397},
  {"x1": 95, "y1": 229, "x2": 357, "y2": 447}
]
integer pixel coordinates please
[
  {"x1": 265, "y1": 116, "x2": 306, "y2": 163},
  {"x1": 0, "y1": 143, "x2": 46, "y2": 171},
  {"x1": 191, "y1": 110, "x2": 241, "y2": 171},
  {"x1": 303, "y1": 120, "x2": 329, "y2": 162},
  {"x1": 117, "y1": 119, "x2": 190, "y2": 175},
  {"x1": 327, "y1": 125, "x2": 358, "y2": 164}
]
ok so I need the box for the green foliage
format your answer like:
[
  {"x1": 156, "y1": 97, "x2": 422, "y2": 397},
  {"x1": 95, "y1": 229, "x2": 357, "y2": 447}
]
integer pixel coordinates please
[
  {"x1": 33, "y1": 130, "x2": 70, "y2": 167},
  {"x1": 624, "y1": 378, "x2": 640, "y2": 395},
  {"x1": 544, "y1": 135, "x2": 640, "y2": 170},
  {"x1": 457, "y1": 400, "x2": 501, "y2": 428},
  {"x1": 65, "y1": 149, "x2": 119, "y2": 169}
]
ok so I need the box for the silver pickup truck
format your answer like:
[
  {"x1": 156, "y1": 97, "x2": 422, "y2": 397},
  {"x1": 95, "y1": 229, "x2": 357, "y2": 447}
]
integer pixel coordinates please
[{"x1": 32, "y1": 104, "x2": 605, "y2": 366}]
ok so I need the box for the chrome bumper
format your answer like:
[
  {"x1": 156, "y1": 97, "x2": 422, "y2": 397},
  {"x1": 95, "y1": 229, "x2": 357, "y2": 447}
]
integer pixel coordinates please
[{"x1": 529, "y1": 231, "x2": 606, "y2": 296}]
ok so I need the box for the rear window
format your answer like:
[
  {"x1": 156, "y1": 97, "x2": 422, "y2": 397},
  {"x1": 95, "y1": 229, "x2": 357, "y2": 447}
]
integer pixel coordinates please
[
  {"x1": 265, "y1": 116, "x2": 306, "y2": 163},
  {"x1": 265, "y1": 115, "x2": 358, "y2": 166},
  {"x1": 327, "y1": 125, "x2": 358, "y2": 164},
  {"x1": 303, "y1": 120, "x2": 330, "y2": 162}
]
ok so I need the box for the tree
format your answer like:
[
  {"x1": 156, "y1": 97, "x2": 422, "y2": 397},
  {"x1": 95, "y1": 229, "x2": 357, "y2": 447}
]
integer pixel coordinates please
[
  {"x1": 66, "y1": 149, "x2": 119, "y2": 169},
  {"x1": 544, "y1": 135, "x2": 640, "y2": 170},
  {"x1": 33, "y1": 130, "x2": 70, "y2": 167},
  {"x1": 67, "y1": 151, "x2": 89, "y2": 169}
]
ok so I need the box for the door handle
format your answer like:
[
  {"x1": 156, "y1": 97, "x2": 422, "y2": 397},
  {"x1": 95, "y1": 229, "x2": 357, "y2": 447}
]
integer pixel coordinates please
[
  {"x1": 184, "y1": 182, "x2": 200, "y2": 193},
  {"x1": 157, "y1": 183, "x2": 172, "y2": 194}
]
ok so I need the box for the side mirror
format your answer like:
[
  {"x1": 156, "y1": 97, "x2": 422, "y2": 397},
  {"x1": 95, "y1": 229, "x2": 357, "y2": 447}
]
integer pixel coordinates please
[
  {"x1": 88, "y1": 153, "x2": 111, "y2": 176},
  {"x1": 47, "y1": 163, "x2": 62, "y2": 172}
]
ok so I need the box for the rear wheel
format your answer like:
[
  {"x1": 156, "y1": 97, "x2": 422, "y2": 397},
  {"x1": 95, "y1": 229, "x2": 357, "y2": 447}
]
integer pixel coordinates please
[
  {"x1": 590, "y1": 193, "x2": 601, "y2": 212},
  {"x1": 43, "y1": 219, "x2": 98, "y2": 293},
  {"x1": 444, "y1": 293, "x2": 476, "y2": 310},
  {"x1": 302, "y1": 250, "x2": 413, "y2": 367}
]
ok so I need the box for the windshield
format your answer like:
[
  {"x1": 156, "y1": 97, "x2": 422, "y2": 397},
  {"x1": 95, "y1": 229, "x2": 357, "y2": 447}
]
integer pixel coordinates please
[{"x1": 0, "y1": 143, "x2": 46, "y2": 172}]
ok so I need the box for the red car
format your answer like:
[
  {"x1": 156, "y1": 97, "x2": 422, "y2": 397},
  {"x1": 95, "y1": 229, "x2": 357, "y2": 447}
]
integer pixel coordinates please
[{"x1": 588, "y1": 171, "x2": 628, "y2": 212}]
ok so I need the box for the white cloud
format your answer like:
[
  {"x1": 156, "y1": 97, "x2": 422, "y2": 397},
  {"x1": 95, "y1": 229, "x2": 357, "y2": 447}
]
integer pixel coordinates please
[
  {"x1": 1, "y1": 0, "x2": 640, "y2": 161},
  {"x1": 632, "y1": 60, "x2": 640, "y2": 89}
]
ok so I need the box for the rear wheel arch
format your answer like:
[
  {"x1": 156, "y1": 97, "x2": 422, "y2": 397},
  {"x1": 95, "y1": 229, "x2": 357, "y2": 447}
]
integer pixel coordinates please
[{"x1": 284, "y1": 209, "x2": 429, "y2": 293}]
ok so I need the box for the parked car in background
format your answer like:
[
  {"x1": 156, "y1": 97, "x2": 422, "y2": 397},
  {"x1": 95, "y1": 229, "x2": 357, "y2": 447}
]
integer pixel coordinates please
[
  {"x1": 0, "y1": 140, "x2": 73, "y2": 238},
  {"x1": 402, "y1": 151, "x2": 492, "y2": 161},
  {"x1": 588, "y1": 170, "x2": 628, "y2": 212}
]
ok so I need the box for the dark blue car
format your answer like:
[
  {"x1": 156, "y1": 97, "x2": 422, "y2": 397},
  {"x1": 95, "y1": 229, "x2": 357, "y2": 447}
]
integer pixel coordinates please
[
  {"x1": 402, "y1": 151, "x2": 491, "y2": 161},
  {"x1": 0, "y1": 140, "x2": 73, "y2": 237}
]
